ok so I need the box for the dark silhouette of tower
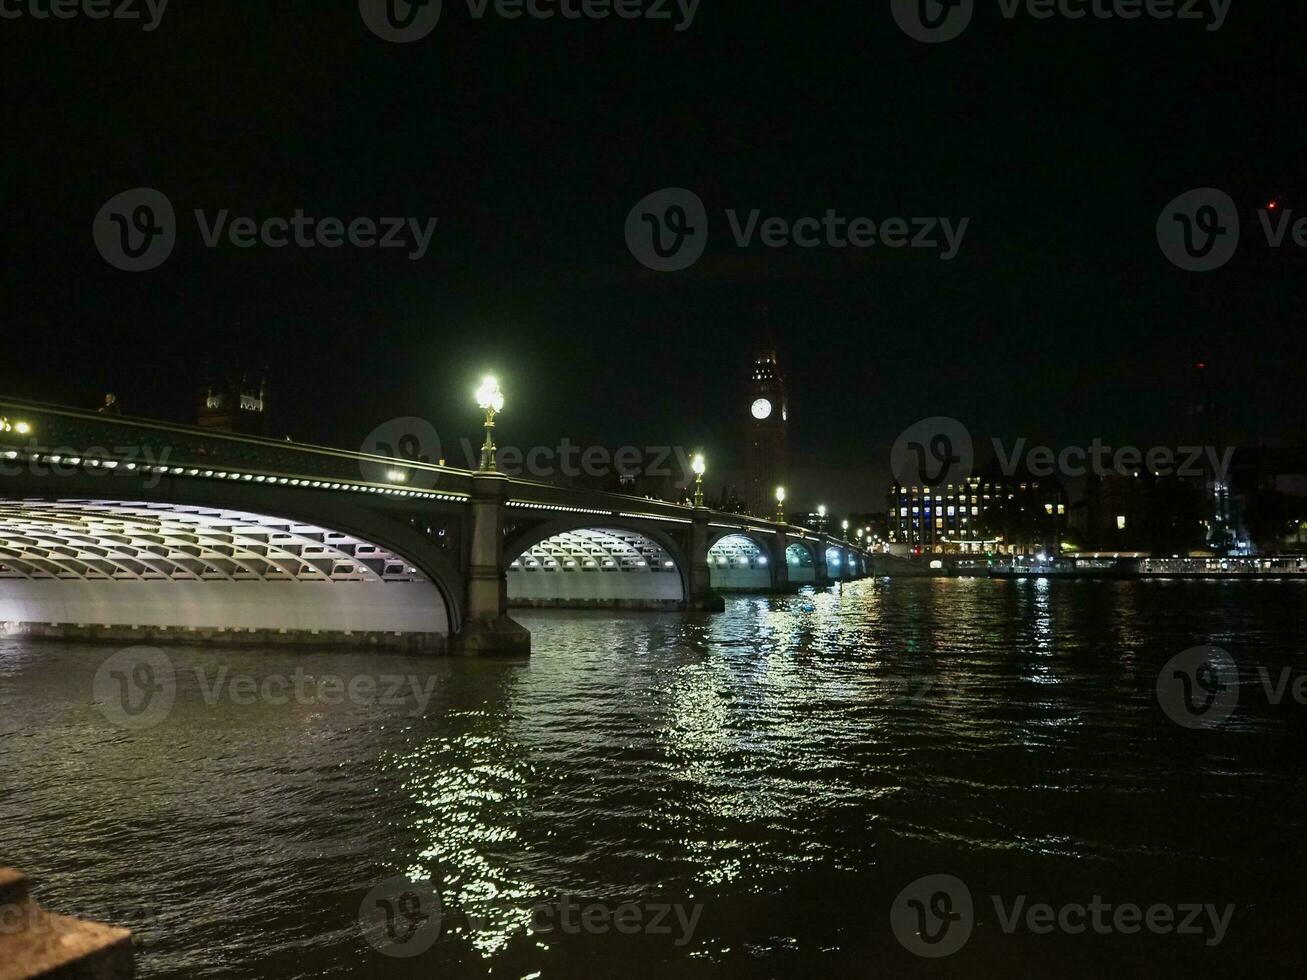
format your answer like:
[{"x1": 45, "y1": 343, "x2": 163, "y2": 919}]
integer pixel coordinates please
[
  {"x1": 1190, "y1": 361, "x2": 1236, "y2": 553},
  {"x1": 743, "y1": 322, "x2": 789, "y2": 516}
]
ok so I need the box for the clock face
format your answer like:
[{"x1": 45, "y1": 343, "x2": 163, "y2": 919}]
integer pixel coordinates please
[{"x1": 751, "y1": 398, "x2": 773, "y2": 420}]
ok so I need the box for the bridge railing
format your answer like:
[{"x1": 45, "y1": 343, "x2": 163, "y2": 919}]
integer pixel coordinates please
[
  {"x1": 0, "y1": 397, "x2": 872, "y2": 559},
  {"x1": 0, "y1": 397, "x2": 475, "y2": 494}
]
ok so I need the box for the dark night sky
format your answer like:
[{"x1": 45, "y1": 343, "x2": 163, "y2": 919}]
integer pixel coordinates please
[{"x1": 3, "y1": 1, "x2": 1305, "y2": 510}]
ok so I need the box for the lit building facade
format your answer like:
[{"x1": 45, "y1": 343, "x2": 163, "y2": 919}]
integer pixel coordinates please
[{"x1": 887, "y1": 468, "x2": 1067, "y2": 554}]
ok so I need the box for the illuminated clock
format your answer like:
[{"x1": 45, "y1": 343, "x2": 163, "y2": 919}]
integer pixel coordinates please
[{"x1": 751, "y1": 398, "x2": 773, "y2": 420}]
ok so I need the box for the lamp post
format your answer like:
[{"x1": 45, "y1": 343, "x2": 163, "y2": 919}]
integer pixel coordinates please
[
  {"x1": 841, "y1": 519, "x2": 849, "y2": 543},
  {"x1": 691, "y1": 452, "x2": 706, "y2": 508},
  {"x1": 475, "y1": 376, "x2": 504, "y2": 472},
  {"x1": 817, "y1": 504, "x2": 827, "y2": 535},
  {"x1": 0, "y1": 418, "x2": 31, "y2": 437},
  {"x1": 775, "y1": 486, "x2": 786, "y2": 523}
]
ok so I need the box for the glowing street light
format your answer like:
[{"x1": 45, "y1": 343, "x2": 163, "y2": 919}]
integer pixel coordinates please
[
  {"x1": 775, "y1": 486, "x2": 786, "y2": 523},
  {"x1": 817, "y1": 504, "x2": 827, "y2": 535},
  {"x1": 841, "y1": 519, "x2": 850, "y2": 543},
  {"x1": 0, "y1": 418, "x2": 31, "y2": 436},
  {"x1": 475, "y1": 375, "x2": 504, "y2": 472},
  {"x1": 691, "y1": 451, "x2": 706, "y2": 507}
]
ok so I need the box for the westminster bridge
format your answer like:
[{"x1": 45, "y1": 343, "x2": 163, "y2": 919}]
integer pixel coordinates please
[{"x1": 0, "y1": 398, "x2": 873, "y2": 655}]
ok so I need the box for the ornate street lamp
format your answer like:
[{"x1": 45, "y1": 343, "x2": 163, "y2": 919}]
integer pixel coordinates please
[
  {"x1": 691, "y1": 452, "x2": 706, "y2": 507},
  {"x1": 775, "y1": 486, "x2": 786, "y2": 523},
  {"x1": 475, "y1": 375, "x2": 504, "y2": 472},
  {"x1": 841, "y1": 519, "x2": 849, "y2": 543},
  {"x1": 817, "y1": 504, "x2": 827, "y2": 535}
]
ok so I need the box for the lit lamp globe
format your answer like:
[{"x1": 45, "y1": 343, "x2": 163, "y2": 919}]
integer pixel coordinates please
[
  {"x1": 476, "y1": 376, "x2": 504, "y2": 414},
  {"x1": 691, "y1": 452, "x2": 706, "y2": 506},
  {"x1": 475, "y1": 376, "x2": 505, "y2": 471}
]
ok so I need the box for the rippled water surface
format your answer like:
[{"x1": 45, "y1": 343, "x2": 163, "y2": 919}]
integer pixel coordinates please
[{"x1": 2, "y1": 579, "x2": 1306, "y2": 977}]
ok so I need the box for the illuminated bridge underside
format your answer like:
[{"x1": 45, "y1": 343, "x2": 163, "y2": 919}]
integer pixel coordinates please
[
  {"x1": 0, "y1": 500, "x2": 447, "y2": 640},
  {"x1": 787, "y1": 542, "x2": 816, "y2": 584},
  {"x1": 708, "y1": 534, "x2": 772, "y2": 591},
  {"x1": 507, "y1": 528, "x2": 684, "y2": 607}
]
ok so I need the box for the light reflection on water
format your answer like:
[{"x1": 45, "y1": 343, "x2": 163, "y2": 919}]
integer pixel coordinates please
[{"x1": 1, "y1": 578, "x2": 1306, "y2": 977}]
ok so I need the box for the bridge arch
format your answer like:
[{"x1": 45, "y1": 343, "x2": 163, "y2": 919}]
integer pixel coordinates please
[
  {"x1": 707, "y1": 533, "x2": 773, "y2": 591},
  {"x1": 825, "y1": 545, "x2": 847, "y2": 579},
  {"x1": 786, "y1": 541, "x2": 817, "y2": 585},
  {"x1": 504, "y1": 521, "x2": 689, "y2": 606},
  {"x1": 0, "y1": 495, "x2": 464, "y2": 645}
]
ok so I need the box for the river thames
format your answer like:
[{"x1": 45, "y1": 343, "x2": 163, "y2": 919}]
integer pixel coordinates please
[{"x1": 2, "y1": 579, "x2": 1305, "y2": 977}]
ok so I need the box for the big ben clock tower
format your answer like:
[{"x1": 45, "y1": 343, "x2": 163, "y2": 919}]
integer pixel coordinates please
[{"x1": 744, "y1": 345, "x2": 789, "y2": 517}]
